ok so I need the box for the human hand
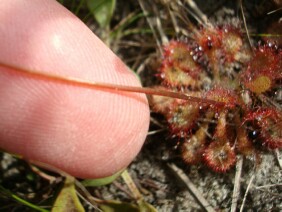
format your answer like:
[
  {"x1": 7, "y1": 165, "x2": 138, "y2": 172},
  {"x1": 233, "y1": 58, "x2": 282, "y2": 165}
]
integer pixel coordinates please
[{"x1": 0, "y1": 0, "x2": 149, "y2": 179}]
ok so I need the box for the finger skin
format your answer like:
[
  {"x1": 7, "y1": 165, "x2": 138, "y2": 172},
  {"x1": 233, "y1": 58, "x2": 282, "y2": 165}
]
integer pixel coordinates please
[{"x1": 0, "y1": 0, "x2": 149, "y2": 178}]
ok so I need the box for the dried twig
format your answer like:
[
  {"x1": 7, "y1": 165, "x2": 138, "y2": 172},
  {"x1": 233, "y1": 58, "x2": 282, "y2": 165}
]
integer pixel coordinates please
[
  {"x1": 183, "y1": 0, "x2": 210, "y2": 27},
  {"x1": 255, "y1": 183, "x2": 282, "y2": 189},
  {"x1": 239, "y1": 0, "x2": 253, "y2": 50},
  {"x1": 167, "y1": 163, "x2": 216, "y2": 212},
  {"x1": 121, "y1": 169, "x2": 143, "y2": 200},
  {"x1": 138, "y1": 0, "x2": 168, "y2": 53},
  {"x1": 274, "y1": 149, "x2": 282, "y2": 169},
  {"x1": 239, "y1": 172, "x2": 255, "y2": 212},
  {"x1": 29, "y1": 165, "x2": 58, "y2": 183},
  {"x1": 231, "y1": 155, "x2": 243, "y2": 212}
]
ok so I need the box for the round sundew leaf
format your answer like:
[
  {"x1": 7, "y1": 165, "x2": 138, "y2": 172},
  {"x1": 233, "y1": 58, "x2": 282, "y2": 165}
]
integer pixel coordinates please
[
  {"x1": 195, "y1": 27, "x2": 222, "y2": 52},
  {"x1": 150, "y1": 94, "x2": 174, "y2": 115},
  {"x1": 168, "y1": 45, "x2": 200, "y2": 75},
  {"x1": 168, "y1": 102, "x2": 199, "y2": 136},
  {"x1": 161, "y1": 40, "x2": 203, "y2": 84},
  {"x1": 221, "y1": 28, "x2": 243, "y2": 61},
  {"x1": 167, "y1": 42, "x2": 190, "y2": 63},
  {"x1": 260, "y1": 113, "x2": 282, "y2": 149},
  {"x1": 161, "y1": 65, "x2": 198, "y2": 87},
  {"x1": 248, "y1": 47, "x2": 278, "y2": 73},
  {"x1": 205, "y1": 87, "x2": 238, "y2": 109},
  {"x1": 203, "y1": 141, "x2": 236, "y2": 172},
  {"x1": 245, "y1": 75, "x2": 272, "y2": 94},
  {"x1": 243, "y1": 108, "x2": 282, "y2": 149}
]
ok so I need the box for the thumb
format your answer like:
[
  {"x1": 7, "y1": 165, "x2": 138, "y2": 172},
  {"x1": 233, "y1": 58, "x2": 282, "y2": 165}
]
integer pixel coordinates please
[{"x1": 0, "y1": 0, "x2": 149, "y2": 178}]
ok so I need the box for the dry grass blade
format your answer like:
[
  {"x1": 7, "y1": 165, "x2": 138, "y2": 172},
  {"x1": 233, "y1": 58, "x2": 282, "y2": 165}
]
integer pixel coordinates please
[
  {"x1": 231, "y1": 155, "x2": 243, "y2": 212},
  {"x1": 275, "y1": 149, "x2": 282, "y2": 169},
  {"x1": 183, "y1": 0, "x2": 210, "y2": 26},
  {"x1": 240, "y1": 0, "x2": 253, "y2": 50},
  {"x1": 121, "y1": 170, "x2": 142, "y2": 201},
  {"x1": 239, "y1": 173, "x2": 255, "y2": 212},
  {"x1": 167, "y1": 163, "x2": 216, "y2": 212},
  {"x1": 74, "y1": 180, "x2": 102, "y2": 211},
  {"x1": 138, "y1": 0, "x2": 163, "y2": 51},
  {"x1": 27, "y1": 159, "x2": 101, "y2": 211}
]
